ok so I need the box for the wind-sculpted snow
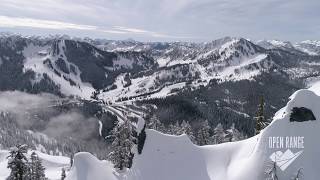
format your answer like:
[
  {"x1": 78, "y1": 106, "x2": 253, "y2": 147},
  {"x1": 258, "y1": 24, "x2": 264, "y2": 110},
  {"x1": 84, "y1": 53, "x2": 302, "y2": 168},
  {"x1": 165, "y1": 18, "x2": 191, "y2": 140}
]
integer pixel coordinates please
[
  {"x1": 68, "y1": 89, "x2": 320, "y2": 180},
  {"x1": 66, "y1": 152, "x2": 118, "y2": 180}
]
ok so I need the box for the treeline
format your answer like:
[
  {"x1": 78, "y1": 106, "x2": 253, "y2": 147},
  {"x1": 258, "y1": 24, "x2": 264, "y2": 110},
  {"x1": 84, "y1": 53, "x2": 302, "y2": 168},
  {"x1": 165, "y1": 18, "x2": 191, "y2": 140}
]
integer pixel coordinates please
[
  {"x1": 106, "y1": 117, "x2": 248, "y2": 171},
  {"x1": 139, "y1": 72, "x2": 304, "y2": 137},
  {"x1": 146, "y1": 116, "x2": 246, "y2": 145}
]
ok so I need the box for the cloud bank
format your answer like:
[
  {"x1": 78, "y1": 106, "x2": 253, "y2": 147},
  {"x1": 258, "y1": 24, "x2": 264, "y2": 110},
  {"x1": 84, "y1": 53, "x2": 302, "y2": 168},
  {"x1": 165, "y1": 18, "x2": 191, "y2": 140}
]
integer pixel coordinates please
[
  {"x1": 0, "y1": 0, "x2": 319, "y2": 41},
  {"x1": 0, "y1": 91, "x2": 100, "y2": 142}
]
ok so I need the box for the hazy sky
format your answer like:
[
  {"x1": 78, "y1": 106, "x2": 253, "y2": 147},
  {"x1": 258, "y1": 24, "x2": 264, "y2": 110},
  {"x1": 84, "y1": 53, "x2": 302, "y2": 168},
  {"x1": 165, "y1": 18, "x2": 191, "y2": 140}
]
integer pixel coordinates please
[{"x1": 0, "y1": 0, "x2": 319, "y2": 42}]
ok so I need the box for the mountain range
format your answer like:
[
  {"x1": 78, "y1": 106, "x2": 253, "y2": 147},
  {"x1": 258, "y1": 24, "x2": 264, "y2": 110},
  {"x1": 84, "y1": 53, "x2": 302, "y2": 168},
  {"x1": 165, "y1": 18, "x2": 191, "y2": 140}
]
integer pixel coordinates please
[{"x1": 0, "y1": 33, "x2": 320, "y2": 154}]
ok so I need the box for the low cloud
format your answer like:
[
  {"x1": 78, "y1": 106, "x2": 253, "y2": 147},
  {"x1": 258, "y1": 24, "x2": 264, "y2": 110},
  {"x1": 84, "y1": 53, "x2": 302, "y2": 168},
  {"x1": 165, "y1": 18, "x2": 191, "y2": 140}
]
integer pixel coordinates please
[
  {"x1": 0, "y1": 91, "x2": 99, "y2": 142},
  {"x1": 43, "y1": 112, "x2": 97, "y2": 141},
  {"x1": 0, "y1": 91, "x2": 56, "y2": 127},
  {"x1": 2, "y1": 0, "x2": 319, "y2": 41},
  {"x1": 0, "y1": 15, "x2": 97, "y2": 30},
  {"x1": 0, "y1": 15, "x2": 191, "y2": 39},
  {"x1": 113, "y1": 26, "x2": 149, "y2": 34}
]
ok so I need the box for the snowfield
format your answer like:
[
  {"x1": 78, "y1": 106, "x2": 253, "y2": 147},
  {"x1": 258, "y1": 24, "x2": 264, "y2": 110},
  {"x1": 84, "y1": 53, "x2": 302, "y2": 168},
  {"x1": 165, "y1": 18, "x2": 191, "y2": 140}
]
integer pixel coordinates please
[{"x1": 68, "y1": 88, "x2": 320, "y2": 180}]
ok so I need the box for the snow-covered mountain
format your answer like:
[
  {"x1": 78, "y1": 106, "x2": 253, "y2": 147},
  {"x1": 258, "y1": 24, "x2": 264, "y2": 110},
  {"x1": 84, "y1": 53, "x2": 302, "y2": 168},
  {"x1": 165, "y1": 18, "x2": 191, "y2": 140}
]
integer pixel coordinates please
[
  {"x1": 294, "y1": 40, "x2": 320, "y2": 56},
  {"x1": 256, "y1": 39, "x2": 295, "y2": 50},
  {"x1": 1, "y1": 34, "x2": 320, "y2": 136},
  {"x1": 97, "y1": 37, "x2": 273, "y2": 101},
  {"x1": 67, "y1": 86, "x2": 320, "y2": 180},
  {"x1": 257, "y1": 39, "x2": 320, "y2": 56},
  {"x1": 97, "y1": 37, "x2": 320, "y2": 102},
  {"x1": 1, "y1": 33, "x2": 320, "y2": 179},
  {"x1": 1, "y1": 34, "x2": 320, "y2": 101},
  {"x1": 0, "y1": 34, "x2": 155, "y2": 99}
]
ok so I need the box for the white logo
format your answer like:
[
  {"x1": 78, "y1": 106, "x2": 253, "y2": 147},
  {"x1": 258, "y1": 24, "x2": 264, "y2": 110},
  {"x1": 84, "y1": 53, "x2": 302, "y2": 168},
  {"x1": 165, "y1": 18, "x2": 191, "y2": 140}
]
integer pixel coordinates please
[{"x1": 269, "y1": 149, "x2": 303, "y2": 171}]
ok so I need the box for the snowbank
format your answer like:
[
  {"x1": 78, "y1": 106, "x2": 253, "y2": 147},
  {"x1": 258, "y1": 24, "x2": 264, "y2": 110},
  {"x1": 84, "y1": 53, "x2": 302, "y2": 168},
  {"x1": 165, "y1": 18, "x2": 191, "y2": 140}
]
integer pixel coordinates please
[
  {"x1": 66, "y1": 152, "x2": 118, "y2": 180},
  {"x1": 67, "y1": 89, "x2": 320, "y2": 180},
  {"x1": 308, "y1": 81, "x2": 320, "y2": 96}
]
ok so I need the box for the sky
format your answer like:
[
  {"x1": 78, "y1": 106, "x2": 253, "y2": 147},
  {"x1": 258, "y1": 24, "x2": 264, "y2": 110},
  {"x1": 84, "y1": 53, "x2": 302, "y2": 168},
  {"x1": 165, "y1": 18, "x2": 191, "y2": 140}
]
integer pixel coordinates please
[{"x1": 0, "y1": 0, "x2": 319, "y2": 42}]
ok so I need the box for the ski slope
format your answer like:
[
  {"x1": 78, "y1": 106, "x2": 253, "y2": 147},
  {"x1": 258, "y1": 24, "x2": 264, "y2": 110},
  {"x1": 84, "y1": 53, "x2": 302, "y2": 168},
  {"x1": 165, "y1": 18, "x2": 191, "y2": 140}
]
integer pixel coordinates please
[
  {"x1": 68, "y1": 88, "x2": 320, "y2": 180},
  {"x1": 22, "y1": 41, "x2": 95, "y2": 99}
]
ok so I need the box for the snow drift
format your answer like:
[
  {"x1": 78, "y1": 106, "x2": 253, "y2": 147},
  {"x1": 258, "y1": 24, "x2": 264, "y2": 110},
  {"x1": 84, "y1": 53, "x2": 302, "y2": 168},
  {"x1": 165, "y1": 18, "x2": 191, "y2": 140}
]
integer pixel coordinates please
[
  {"x1": 68, "y1": 89, "x2": 320, "y2": 180},
  {"x1": 66, "y1": 152, "x2": 118, "y2": 180}
]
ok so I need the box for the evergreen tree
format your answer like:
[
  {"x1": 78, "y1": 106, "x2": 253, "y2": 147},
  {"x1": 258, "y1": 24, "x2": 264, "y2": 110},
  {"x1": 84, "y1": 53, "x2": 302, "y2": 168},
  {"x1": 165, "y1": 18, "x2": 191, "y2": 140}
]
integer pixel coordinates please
[
  {"x1": 196, "y1": 120, "x2": 212, "y2": 146},
  {"x1": 108, "y1": 120, "x2": 135, "y2": 170},
  {"x1": 167, "y1": 124, "x2": 175, "y2": 135},
  {"x1": 147, "y1": 115, "x2": 165, "y2": 132},
  {"x1": 29, "y1": 152, "x2": 46, "y2": 180},
  {"x1": 226, "y1": 123, "x2": 245, "y2": 142},
  {"x1": 61, "y1": 168, "x2": 66, "y2": 180},
  {"x1": 90, "y1": 91, "x2": 99, "y2": 100},
  {"x1": 212, "y1": 123, "x2": 226, "y2": 144},
  {"x1": 174, "y1": 121, "x2": 182, "y2": 135},
  {"x1": 7, "y1": 144, "x2": 29, "y2": 180},
  {"x1": 167, "y1": 122, "x2": 181, "y2": 135},
  {"x1": 180, "y1": 120, "x2": 196, "y2": 143},
  {"x1": 255, "y1": 96, "x2": 269, "y2": 135}
]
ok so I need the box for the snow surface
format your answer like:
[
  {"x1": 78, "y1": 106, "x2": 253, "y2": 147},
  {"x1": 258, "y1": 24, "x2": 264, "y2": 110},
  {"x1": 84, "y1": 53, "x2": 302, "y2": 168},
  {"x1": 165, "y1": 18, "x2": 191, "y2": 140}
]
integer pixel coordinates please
[
  {"x1": 308, "y1": 81, "x2": 320, "y2": 96},
  {"x1": 68, "y1": 88, "x2": 320, "y2": 180},
  {"x1": 66, "y1": 152, "x2": 118, "y2": 180}
]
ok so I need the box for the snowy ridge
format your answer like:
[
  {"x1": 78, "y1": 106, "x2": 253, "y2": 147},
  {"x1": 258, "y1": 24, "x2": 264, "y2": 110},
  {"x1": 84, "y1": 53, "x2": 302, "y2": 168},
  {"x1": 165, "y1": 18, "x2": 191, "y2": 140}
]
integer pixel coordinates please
[
  {"x1": 98, "y1": 37, "x2": 272, "y2": 102},
  {"x1": 1, "y1": 34, "x2": 320, "y2": 101},
  {"x1": 294, "y1": 40, "x2": 320, "y2": 56},
  {"x1": 66, "y1": 152, "x2": 117, "y2": 180},
  {"x1": 256, "y1": 39, "x2": 294, "y2": 50},
  {"x1": 69, "y1": 88, "x2": 320, "y2": 180}
]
